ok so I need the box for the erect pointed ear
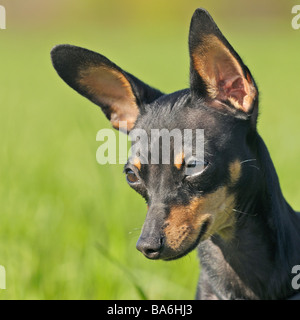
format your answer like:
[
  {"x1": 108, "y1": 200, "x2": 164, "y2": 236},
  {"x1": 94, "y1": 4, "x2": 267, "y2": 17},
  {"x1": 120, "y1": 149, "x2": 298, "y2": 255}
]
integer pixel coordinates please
[
  {"x1": 51, "y1": 45, "x2": 163, "y2": 132},
  {"x1": 189, "y1": 9, "x2": 258, "y2": 121}
]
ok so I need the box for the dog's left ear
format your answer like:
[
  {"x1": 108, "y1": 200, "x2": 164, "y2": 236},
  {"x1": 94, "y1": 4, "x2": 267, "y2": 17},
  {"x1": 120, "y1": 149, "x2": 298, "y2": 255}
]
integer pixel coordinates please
[
  {"x1": 51, "y1": 45, "x2": 163, "y2": 133},
  {"x1": 189, "y1": 9, "x2": 258, "y2": 124}
]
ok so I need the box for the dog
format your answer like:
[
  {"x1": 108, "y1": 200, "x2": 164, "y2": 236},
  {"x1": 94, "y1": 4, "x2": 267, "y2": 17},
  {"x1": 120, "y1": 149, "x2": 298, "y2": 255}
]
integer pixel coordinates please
[{"x1": 51, "y1": 8, "x2": 300, "y2": 299}]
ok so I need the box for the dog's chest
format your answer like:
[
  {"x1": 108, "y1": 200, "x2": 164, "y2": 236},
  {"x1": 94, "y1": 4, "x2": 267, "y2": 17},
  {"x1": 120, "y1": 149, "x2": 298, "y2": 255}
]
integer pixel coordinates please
[{"x1": 197, "y1": 240, "x2": 258, "y2": 300}]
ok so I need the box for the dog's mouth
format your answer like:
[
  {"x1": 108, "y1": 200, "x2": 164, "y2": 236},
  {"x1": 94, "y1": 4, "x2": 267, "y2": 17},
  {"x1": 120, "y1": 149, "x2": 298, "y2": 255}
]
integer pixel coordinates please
[{"x1": 162, "y1": 219, "x2": 211, "y2": 261}]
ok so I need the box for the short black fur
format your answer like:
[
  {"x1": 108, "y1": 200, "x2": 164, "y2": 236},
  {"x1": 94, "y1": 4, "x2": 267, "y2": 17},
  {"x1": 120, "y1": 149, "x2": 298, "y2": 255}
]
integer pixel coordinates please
[{"x1": 51, "y1": 8, "x2": 300, "y2": 300}]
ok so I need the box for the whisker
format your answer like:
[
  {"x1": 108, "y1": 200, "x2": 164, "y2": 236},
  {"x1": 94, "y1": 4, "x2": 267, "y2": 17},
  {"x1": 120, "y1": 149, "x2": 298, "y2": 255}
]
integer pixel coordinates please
[
  {"x1": 202, "y1": 229, "x2": 216, "y2": 239},
  {"x1": 249, "y1": 165, "x2": 260, "y2": 171},
  {"x1": 128, "y1": 228, "x2": 141, "y2": 236},
  {"x1": 232, "y1": 208, "x2": 258, "y2": 217},
  {"x1": 223, "y1": 208, "x2": 232, "y2": 217},
  {"x1": 240, "y1": 159, "x2": 257, "y2": 164}
]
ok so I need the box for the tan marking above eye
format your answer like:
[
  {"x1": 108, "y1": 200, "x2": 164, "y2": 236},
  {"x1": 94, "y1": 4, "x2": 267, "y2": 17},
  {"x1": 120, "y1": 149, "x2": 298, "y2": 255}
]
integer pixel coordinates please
[
  {"x1": 132, "y1": 157, "x2": 141, "y2": 171},
  {"x1": 174, "y1": 152, "x2": 185, "y2": 170}
]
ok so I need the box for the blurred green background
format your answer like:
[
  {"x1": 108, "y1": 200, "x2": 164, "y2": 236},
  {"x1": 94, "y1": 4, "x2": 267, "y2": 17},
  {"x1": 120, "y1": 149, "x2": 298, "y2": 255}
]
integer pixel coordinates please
[{"x1": 0, "y1": 0, "x2": 299, "y2": 300}]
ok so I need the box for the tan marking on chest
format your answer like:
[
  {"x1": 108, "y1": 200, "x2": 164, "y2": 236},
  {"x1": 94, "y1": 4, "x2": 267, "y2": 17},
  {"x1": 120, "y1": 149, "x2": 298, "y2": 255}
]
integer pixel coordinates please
[{"x1": 229, "y1": 160, "x2": 241, "y2": 185}]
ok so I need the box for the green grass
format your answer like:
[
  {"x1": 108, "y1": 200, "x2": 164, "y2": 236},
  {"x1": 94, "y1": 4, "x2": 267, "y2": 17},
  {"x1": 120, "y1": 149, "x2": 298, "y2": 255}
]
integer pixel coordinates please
[{"x1": 0, "y1": 19, "x2": 300, "y2": 300}]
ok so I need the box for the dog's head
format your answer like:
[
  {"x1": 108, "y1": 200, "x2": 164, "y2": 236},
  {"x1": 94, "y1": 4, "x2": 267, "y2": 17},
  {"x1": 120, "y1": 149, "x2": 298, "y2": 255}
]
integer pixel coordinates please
[{"x1": 51, "y1": 9, "x2": 260, "y2": 260}]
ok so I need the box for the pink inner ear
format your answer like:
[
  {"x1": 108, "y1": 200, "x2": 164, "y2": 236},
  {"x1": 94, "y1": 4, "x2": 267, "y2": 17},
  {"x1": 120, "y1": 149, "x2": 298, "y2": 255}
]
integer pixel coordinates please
[
  {"x1": 212, "y1": 53, "x2": 252, "y2": 111},
  {"x1": 217, "y1": 75, "x2": 248, "y2": 108},
  {"x1": 192, "y1": 35, "x2": 257, "y2": 113}
]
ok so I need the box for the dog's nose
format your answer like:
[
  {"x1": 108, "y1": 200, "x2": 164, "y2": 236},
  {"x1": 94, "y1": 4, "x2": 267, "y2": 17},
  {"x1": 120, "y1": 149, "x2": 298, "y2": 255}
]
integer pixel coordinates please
[{"x1": 136, "y1": 236, "x2": 163, "y2": 260}]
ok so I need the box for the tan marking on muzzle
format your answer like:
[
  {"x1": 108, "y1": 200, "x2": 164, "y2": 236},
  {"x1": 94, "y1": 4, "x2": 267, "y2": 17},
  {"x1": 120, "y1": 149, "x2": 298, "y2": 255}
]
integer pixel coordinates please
[{"x1": 164, "y1": 187, "x2": 236, "y2": 250}]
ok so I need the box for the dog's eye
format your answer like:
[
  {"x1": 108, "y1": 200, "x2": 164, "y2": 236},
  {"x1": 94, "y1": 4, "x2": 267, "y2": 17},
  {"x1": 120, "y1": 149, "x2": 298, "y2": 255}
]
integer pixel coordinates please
[
  {"x1": 187, "y1": 160, "x2": 200, "y2": 168},
  {"x1": 125, "y1": 169, "x2": 140, "y2": 184},
  {"x1": 185, "y1": 159, "x2": 209, "y2": 177}
]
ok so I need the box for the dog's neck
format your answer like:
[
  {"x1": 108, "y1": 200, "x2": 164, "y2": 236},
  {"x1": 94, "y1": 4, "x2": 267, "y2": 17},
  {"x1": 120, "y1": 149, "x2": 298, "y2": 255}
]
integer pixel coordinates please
[{"x1": 198, "y1": 134, "x2": 300, "y2": 300}]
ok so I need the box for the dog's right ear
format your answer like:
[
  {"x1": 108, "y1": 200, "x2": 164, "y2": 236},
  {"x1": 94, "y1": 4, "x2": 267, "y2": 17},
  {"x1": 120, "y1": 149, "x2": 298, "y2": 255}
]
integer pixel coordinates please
[
  {"x1": 189, "y1": 9, "x2": 258, "y2": 124},
  {"x1": 51, "y1": 45, "x2": 163, "y2": 132}
]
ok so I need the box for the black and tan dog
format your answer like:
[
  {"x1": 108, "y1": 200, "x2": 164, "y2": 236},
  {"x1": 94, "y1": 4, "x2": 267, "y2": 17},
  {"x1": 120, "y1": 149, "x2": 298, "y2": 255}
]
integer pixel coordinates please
[{"x1": 51, "y1": 9, "x2": 300, "y2": 299}]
